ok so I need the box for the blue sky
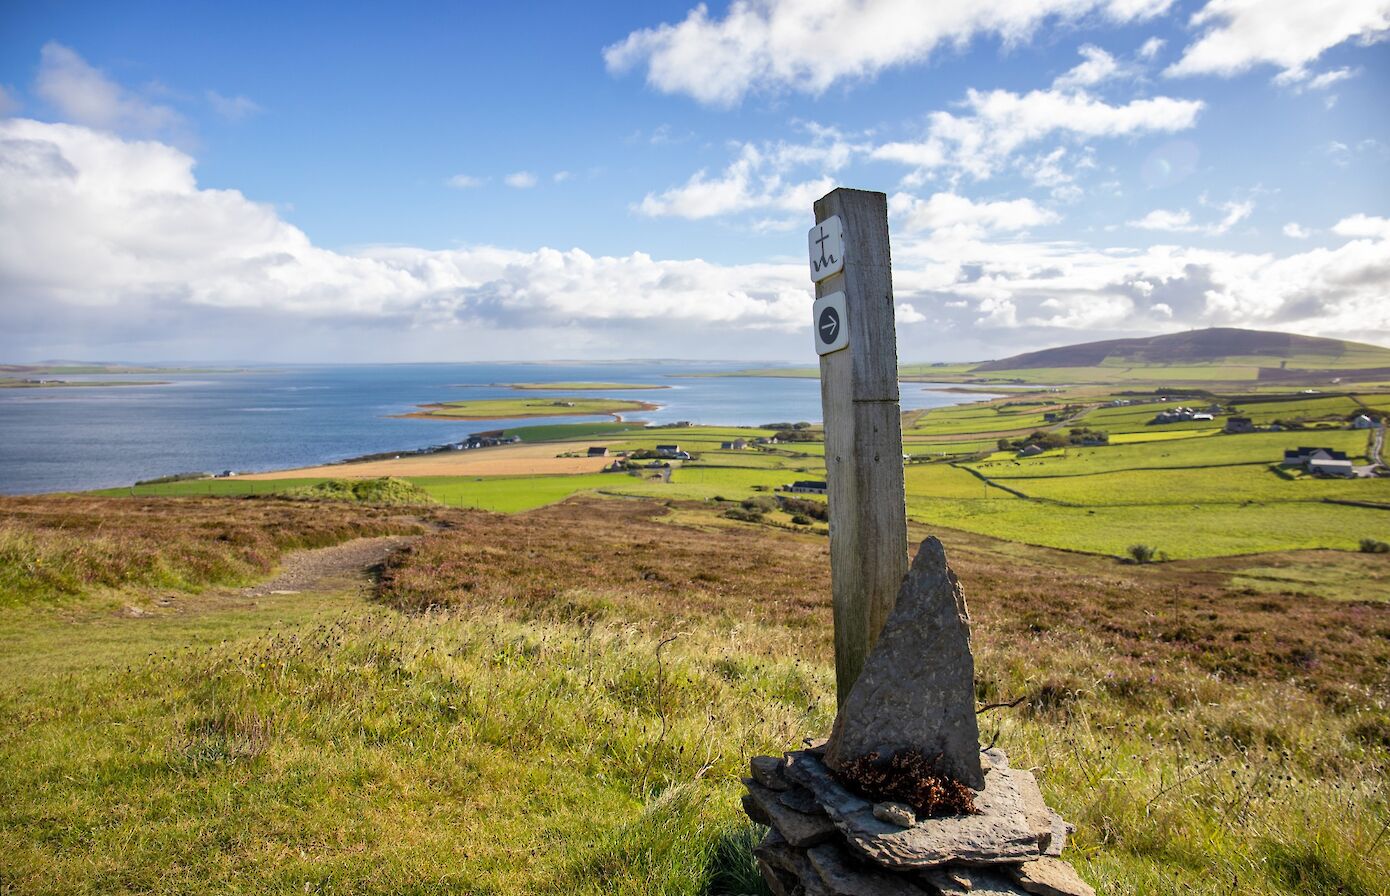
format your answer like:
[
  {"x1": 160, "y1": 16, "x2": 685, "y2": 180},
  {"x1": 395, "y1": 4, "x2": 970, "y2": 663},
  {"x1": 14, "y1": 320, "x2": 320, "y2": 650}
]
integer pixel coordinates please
[{"x1": 1, "y1": 0, "x2": 1387, "y2": 362}]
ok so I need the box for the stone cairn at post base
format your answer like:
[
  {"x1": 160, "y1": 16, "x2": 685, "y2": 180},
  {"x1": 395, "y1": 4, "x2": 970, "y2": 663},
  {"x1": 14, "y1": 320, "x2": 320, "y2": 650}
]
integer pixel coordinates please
[{"x1": 741, "y1": 537, "x2": 1095, "y2": 896}]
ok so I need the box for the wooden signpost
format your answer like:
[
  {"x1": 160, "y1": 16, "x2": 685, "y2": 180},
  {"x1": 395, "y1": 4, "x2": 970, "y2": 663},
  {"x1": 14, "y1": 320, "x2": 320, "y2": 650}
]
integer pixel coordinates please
[{"x1": 809, "y1": 188, "x2": 909, "y2": 706}]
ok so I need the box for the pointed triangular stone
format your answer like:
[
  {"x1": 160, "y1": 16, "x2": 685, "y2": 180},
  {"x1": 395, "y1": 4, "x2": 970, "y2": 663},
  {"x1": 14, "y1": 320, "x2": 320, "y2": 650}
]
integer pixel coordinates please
[{"x1": 824, "y1": 536, "x2": 984, "y2": 790}]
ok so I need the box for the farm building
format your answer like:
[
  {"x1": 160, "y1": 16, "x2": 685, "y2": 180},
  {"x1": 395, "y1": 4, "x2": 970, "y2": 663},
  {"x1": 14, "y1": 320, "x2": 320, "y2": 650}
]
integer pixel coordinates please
[
  {"x1": 1352, "y1": 414, "x2": 1375, "y2": 429},
  {"x1": 1224, "y1": 416, "x2": 1255, "y2": 434},
  {"x1": 1282, "y1": 447, "x2": 1355, "y2": 477},
  {"x1": 718, "y1": 439, "x2": 750, "y2": 450},
  {"x1": 1151, "y1": 407, "x2": 1215, "y2": 425},
  {"x1": 1017, "y1": 444, "x2": 1044, "y2": 457},
  {"x1": 465, "y1": 431, "x2": 521, "y2": 449},
  {"x1": 655, "y1": 444, "x2": 690, "y2": 459},
  {"x1": 783, "y1": 480, "x2": 828, "y2": 495},
  {"x1": 586, "y1": 446, "x2": 608, "y2": 457},
  {"x1": 1308, "y1": 457, "x2": 1355, "y2": 477}
]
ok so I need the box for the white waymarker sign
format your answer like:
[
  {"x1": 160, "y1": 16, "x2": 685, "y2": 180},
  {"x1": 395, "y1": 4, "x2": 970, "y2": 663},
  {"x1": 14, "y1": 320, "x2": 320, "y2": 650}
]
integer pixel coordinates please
[
  {"x1": 808, "y1": 215, "x2": 844, "y2": 281},
  {"x1": 812, "y1": 291, "x2": 849, "y2": 355}
]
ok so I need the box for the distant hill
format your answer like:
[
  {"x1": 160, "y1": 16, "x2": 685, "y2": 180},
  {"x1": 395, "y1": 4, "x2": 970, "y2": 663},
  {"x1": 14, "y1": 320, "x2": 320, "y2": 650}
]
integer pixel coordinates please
[{"x1": 970, "y1": 327, "x2": 1390, "y2": 373}]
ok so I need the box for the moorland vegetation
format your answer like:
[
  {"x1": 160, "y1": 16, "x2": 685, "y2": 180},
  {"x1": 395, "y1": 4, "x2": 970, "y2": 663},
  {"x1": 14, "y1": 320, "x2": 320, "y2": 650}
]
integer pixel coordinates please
[{"x1": 0, "y1": 493, "x2": 1386, "y2": 894}]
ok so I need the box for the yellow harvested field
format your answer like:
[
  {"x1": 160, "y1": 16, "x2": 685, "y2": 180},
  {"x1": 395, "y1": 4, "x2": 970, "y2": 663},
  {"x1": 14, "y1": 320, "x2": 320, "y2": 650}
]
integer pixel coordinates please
[{"x1": 237, "y1": 442, "x2": 613, "y2": 479}]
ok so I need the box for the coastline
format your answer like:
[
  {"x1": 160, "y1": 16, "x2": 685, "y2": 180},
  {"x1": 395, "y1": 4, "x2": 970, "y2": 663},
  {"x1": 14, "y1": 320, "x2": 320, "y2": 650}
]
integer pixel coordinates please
[
  {"x1": 0, "y1": 379, "x2": 173, "y2": 389},
  {"x1": 396, "y1": 399, "x2": 661, "y2": 421},
  {"x1": 499, "y1": 381, "x2": 669, "y2": 391}
]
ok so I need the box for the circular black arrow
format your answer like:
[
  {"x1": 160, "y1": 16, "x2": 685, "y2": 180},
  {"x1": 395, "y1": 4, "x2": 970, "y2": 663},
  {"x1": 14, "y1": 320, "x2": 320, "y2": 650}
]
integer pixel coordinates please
[{"x1": 818, "y1": 306, "x2": 841, "y2": 345}]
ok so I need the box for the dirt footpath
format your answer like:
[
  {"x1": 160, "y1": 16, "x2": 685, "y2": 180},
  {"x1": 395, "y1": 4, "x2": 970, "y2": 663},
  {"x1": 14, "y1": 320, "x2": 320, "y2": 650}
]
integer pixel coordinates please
[
  {"x1": 237, "y1": 442, "x2": 613, "y2": 480},
  {"x1": 242, "y1": 535, "x2": 418, "y2": 596}
]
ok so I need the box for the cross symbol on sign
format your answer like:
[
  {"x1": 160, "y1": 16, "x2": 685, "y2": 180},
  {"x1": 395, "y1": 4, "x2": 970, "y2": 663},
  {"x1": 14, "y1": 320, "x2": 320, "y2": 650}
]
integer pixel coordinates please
[{"x1": 807, "y1": 215, "x2": 845, "y2": 282}]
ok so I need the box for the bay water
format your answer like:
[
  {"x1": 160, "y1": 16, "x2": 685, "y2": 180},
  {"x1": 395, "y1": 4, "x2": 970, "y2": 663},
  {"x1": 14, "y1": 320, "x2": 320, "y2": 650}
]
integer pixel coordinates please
[{"x1": 0, "y1": 362, "x2": 998, "y2": 494}]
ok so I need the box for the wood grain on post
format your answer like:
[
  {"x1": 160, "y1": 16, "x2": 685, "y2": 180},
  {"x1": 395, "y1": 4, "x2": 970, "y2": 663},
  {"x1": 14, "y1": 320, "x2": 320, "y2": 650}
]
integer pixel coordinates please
[{"x1": 813, "y1": 188, "x2": 909, "y2": 706}]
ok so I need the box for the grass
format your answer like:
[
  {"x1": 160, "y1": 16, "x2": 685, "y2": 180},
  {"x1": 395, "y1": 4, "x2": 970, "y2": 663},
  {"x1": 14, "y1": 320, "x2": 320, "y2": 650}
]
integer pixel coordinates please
[
  {"x1": 503, "y1": 381, "x2": 668, "y2": 391},
  {"x1": 280, "y1": 477, "x2": 437, "y2": 505},
  {"x1": 410, "y1": 397, "x2": 657, "y2": 420},
  {"x1": 507, "y1": 421, "x2": 642, "y2": 442},
  {"x1": 413, "y1": 473, "x2": 618, "y2": 512},
  {"x1": 904, "y1": 495, "x2": 1390, "y2": 558},
  {"x1": 984, "y1": 464, "x2": 1388, "y2": 506},
  {"x1": 0, "y1": 495, "x2": 433, "y2": 607},
  {"x1": 88, "y1": 394, "x2": 1389, "y2": 561},
  {"x1": 1, "y1": 494, "x2": 1387, "y2": 894},
  {"x1": 967, "y1": 431, "x2": 1371, "y2": 477}
]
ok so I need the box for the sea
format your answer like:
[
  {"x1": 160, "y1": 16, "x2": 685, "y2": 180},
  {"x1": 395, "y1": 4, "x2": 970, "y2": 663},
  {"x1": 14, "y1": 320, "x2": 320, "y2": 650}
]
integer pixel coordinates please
[{"x1": 0, "y1": 362, "x2": 1000, "y2": 495}]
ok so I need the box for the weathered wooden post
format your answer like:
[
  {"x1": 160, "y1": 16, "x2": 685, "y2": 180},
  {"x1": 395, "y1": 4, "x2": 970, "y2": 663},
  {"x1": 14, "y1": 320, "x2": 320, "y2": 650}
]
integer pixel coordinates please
[
  {"x1": 746, "y1": 205, "x2": 1093, "y2": 891},
  {"x1": 808, "y1": 188, "x2": 909, "y2": 706}
]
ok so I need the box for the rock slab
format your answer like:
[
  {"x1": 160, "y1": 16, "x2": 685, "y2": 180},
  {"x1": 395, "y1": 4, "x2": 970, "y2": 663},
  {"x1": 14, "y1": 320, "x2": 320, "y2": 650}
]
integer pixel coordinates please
[
  {"x1": 745, "y1": 778, "x2": 839, "y2": 848},
  {"x1": 784, "y1": 749, "x2": 1041, "y2": 869},
  {"x1": 824, "y1": 536, "x2": 985, "y2": 790},
  {"x1": 742, "y1": 749, "x2": 1094, "y2": 896},
  {"x1": 1006, "y1": 857, "x2": 1097, "y2": 896}
]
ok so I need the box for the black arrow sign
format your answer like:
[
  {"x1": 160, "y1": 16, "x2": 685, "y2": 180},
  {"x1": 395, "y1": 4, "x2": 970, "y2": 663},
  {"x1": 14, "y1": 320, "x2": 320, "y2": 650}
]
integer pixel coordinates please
[{"x1": 818, "y1": 306, "x2": 840, "y2": 344}]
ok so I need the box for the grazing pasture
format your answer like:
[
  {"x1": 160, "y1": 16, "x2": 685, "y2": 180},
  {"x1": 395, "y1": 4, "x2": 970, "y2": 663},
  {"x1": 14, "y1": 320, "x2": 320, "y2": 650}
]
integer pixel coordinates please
[
  {"x1": 1, "y1": 493, "x2": 1386, "y2": 895},
  {"x1": 407, "y1": 396, "x2": 657, "y2": 420}
]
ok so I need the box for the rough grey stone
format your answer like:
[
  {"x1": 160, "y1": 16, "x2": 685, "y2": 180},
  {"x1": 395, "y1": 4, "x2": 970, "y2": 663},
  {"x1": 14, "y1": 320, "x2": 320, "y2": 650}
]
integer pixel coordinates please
[
  {"x1": 745, "y1": 778, "x2": 840, "y2": 848},
  {"x1": 743, "y1": 792, "x2": 773, "y2": 827},
  {"x1": 784, "y1": 750, "x2": 1041, "y2": 869},
  {"x1": 1004, "y1": 858, "x2": 1096, "y2": 896},
  {"x1": 780, "y1": 785, "x2": 824, "y2": 815},
  {"x1": 752, "y1": 754, "x2": 792, "y2": 791},
  {"x1": 947, "y1": 867, "x2": 1033, "y2": 895},
  {"x1": 982, "y1": 747, "x2": 1010, "y2": 770},
  {"x1": 872, "y1": 801, "x2": 916, "y2": 828},
  {"x1": 805, "y1": 842, "x2": 934, "y2": 896},
  {"x1": 1044, "y1": 811, "x2": 1072, "y2": 858},
  {"x1": 1014, "y1": 769, "x2": 1060, "y2": 855},
  {"x1": 756, "y1": 822, "x2": 811, "y2": 894},
  {"x1": 824, "y1": 537, "x2": 985, "y2": 790},
  {"x1": 755, "y1": 832, "x2": 832, "y2": 896},
  {"x1": 758, "y1": 860, "x2": 798, "y2": 896},
  {"x1": 918, "y1": 867, "x2": 971, "y2": 895}
]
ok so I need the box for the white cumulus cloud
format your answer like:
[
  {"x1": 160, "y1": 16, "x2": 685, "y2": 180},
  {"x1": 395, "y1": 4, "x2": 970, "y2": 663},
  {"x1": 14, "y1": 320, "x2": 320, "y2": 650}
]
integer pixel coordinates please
[
  {"x1": 0, "y1": 119, "x2": 811, "y2": 343},
  {"x1": 896, "y1": 303, "x2": 927, "y2": 324},
  {"x1": 1166, "y1": 0, "x2": 1390, "y2": 81},
  {"x1": 504, "y1": 171, "x2": 538, "y2": 188},
  {"x1": 889, "y1": 191, "x2": 1059, "y2": 237},
  {"x1": 604, "y1": 0, "x2": 1174, "y2": 106},
  {"x1": 34, "y1": 42, "x2": 182, "y2": 135},
  {"x1": 1128, "y1": 200, "x2": 1252, "y2": 235},
  {"x1": 1053, "y1": 45, "x2": 1123, "y2": 89},
  {"x1": 4, "y1": 118, "x2": 1388, "y2": 361},
  {"x1": 872, "y1": 84, "x2": 1203, "y2": 182},
  {"x1": 636, "y1": 130, "x2": 861, "y2": 221}
]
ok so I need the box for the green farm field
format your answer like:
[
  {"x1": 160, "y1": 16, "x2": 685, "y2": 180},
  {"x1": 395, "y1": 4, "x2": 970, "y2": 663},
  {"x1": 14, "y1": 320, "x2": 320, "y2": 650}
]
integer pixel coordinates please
[
  {"x1": 3, "y1": 492, "x2": 1387, "y2": 895},
  {"x1": 502, "y1": 381, "x2": 668, "y2": 390},
  {"x1": 91, "y1": 401, "x2": 1387, "y2": 559},
  {"x1": 407, "y1": 396, "x2": 658, "y2": 420},
  {"x1": 968, "y1": 430, "x2": 1373, "y2": 477}
]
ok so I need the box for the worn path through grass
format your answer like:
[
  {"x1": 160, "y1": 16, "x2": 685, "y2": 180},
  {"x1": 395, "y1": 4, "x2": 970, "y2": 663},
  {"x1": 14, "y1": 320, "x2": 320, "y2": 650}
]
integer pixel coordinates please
[{"x1": 3, "y1": 493, "x2": 1388, "y2": 895}]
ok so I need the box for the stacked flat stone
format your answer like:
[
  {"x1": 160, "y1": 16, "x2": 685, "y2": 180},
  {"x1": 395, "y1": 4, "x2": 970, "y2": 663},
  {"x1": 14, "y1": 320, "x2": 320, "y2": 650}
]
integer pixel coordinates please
[
  {"x1": 740, "y1": 536, "x2": 1095, "y2": 895},
  {"x1": 741, "y1": 745, "x2": 1092, "y2": 896}
]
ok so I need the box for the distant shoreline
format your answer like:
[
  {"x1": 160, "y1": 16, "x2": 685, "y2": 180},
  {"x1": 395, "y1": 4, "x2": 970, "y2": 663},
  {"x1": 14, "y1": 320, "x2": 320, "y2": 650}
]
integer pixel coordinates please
[
  {"x1": 0, "y1": 378, "x2": 173, "y2": 389},
  {"x1": 499, "y1": 381, "x2": 669, "y2": 391},
  {"x1": 398, "y1": 397, "x2": 661, "y2": 421}
]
